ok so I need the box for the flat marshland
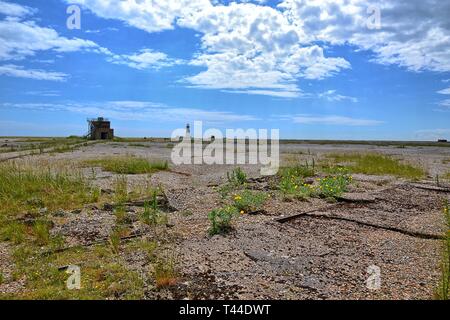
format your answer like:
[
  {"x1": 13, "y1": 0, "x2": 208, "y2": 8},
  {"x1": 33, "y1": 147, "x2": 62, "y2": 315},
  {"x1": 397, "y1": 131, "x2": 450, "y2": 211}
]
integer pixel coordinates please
[{"x1": 0, "y1": 137, "x2": 449, "y2": 299}]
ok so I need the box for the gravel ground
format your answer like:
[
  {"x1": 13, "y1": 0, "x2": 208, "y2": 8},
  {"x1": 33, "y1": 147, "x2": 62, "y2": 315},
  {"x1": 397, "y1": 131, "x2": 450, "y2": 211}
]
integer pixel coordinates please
[{"x1": 1, "y1": 141, "x2": 449, "y2": 299}]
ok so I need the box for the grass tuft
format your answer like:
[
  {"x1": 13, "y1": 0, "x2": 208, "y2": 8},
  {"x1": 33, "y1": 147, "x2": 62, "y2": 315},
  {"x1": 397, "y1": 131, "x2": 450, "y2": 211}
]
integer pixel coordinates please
[
  {"x1": 232, "y1": 190, "x2": 268, "y2": 214},
  {"x1": 141, "y1": 191, "x2": 167, "y2": 226},
  {"x1": 208, "y1": 206, "x2": 238, "y2": 236},
  {"x1": 436, "y1": 200, "x2": 450, "y2": 300},
  {"x1": 32, "y1": 220, "x2": 51, "y2": 246},
  {"x1": 0, "y1": 222, "x2": 27, "y2": 244},
  {"x1": 153, "y1": 250, "x2": 179, "y2": 288},
  {"x1": 227, "y1": 167, "x2": 247, "y2": 186}
]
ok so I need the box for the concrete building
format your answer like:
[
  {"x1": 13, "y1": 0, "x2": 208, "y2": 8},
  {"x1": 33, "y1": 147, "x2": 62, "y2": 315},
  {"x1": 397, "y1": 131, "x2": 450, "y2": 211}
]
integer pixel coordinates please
[{"x1": 87, "y1": 117, "x2": 114, "y2": 140}]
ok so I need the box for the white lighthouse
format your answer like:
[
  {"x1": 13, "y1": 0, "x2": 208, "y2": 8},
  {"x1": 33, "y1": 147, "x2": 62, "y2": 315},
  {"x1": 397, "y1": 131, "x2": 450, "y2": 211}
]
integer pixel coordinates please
[{"x1": 185, "y1": 123, "x2": 191, "y2": 138}]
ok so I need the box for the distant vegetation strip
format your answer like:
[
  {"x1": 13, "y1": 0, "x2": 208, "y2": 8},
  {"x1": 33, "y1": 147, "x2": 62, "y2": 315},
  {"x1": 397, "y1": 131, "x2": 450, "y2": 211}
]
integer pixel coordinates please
[
  {"x1": 323, "y1": 153, "x2": 425, "y2": 180},
  {"x1": 83, "y1": 155, "x2": 169, "y2": 174}
]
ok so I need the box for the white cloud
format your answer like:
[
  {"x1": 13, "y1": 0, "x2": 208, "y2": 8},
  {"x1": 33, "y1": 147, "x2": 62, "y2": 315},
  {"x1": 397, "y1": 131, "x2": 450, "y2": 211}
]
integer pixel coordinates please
[
  {"x1": 225, "y1": 89, "x2": 302, "y2": 98},
  {"x1": 437, "y1": 87, "x2": 450, "y2": 95},
  {"x1": 0, "y1": 19, "x2": 102, "y2": 61},
  {"x1": 415, "y1": 129, "x2": 450, "y2": 140},
  {"x1": 0, "y1": 64, "x2": 68, "y2": 81},
  {"x1": 278, "y1": 0, "x2": 450, "y2": 73},
  {"x1": 435, "y1": 99, "x2": 450, "y2": 112},
  {"x1": 65, "y1": 0, "x2": 351, "y2": 97},
  {"x1": 0, "y1": 5, "x2": 178, "y2": 79},
  {"x1": 1, "y1": 101, "x2": 259, "y2": 123},
  {"x1": 0, "y1": 1, "x2": 35, "y2": 17},
  {"x1": 7, "y1": 0, "x2": 446, "y2": 98},
  {"x1": 292, "y1": 115, "x2": 383, "y2": 126},
  {"x1": 179, "y1": 3, "x2": 350, "y2": 96},
  {"x1": 65, "y1": 0, "x2": 210, "y2": 33},
  {"x1": 108, "y1": 49, "x2": 183, "y2": 70},
  {"x1": 25, "y1": 90, "x2": 61, "y2": 97},
  {"x1": 436, "y1": 87, "x2": 450, "y2": 110},
  {"x1": 318, "y1": 90, "x2": 358, "y2": 103}
]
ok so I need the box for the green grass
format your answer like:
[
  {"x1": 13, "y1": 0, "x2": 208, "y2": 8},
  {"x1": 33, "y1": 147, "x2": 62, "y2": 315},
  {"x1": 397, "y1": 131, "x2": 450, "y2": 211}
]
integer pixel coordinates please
[
  {"x1": 278, "y1": 164, "x2": 316, "y2": 200},
  {"x1": 208, "y1": 206, "x2": 239, "y2": 236},
  {"x1": 153, "y1": 250, "x2": 179, "y2": 288},
  {"x1": 279, "y1": 164, "x2": 315, "y2": 179},
  {"x1": 323, "y1": 153, "x2": 425, "y2": 180},
  {"x1": 316, "y1": 175, "x2": 352, "y2": 199},
  {"x1": 0, "y1": 162, "x2": 91, "y2": 218},
  {"x1": 0, "y1": 222, "x2": 26, "y2": 244},
  {"x1": 32, "y1": 220, "x2": 51, "y2": 246},
  {"x1": 436, "y1": 200, "x2": 450, "y2": 300},
  {"x1": 279, "y1": 139, "x2": 450, "y2": 148},
  {"x1": 141, "y1": 191, "x2": 167, "y2": 226},
  {"x1": 84, "y1": 156, "x2": 168, "y2": 174},
  {"x1": 4, "y1": 244, "x2": 145, "y2": 300},
  {"x1": 278, "y1": 165, "x2": 351, "y2": 201},
  {"x1": 232, "y1": 190, "x2": 268, "y2": 214},
  {"x1": 108, "y1": 228, "x2": 123, "y2": 255},
  {"x1": 218, "y1": 167, "x2": 248, "y2": 199},
  {"x1": 0, "y1": 159, "x2": 171, "y2": 300},
  {"x1": 227, "y1": 167, "x2": 247, "y2": 186},
  {"x1": 0, "y1": 137, "x2": 88, "y2": 155}
]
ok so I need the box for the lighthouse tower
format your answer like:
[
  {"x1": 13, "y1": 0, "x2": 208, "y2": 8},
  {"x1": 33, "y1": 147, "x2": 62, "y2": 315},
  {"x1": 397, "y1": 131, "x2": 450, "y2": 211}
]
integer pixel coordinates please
[{"x1": 185, "y1": 123, "x2": 191, "y2": 138}]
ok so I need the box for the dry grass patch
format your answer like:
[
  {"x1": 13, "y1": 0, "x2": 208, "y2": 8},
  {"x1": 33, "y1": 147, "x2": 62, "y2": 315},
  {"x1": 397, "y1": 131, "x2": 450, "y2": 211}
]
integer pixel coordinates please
[
  {"x1": 4, "y1": 244, "x2": 145, "y2": 300},
  {"x1": 323, "y1": 153, "x2": 425, "y2": 180},
  {"x1": 0, "y1": 161, "x2": 92, "y2": 219},
  {"x1": 83, "y1": 155, "x2": 168, "y2": 174},
  {"x1": 154, "y1": 250, "x2": 179, "y2": 288}
]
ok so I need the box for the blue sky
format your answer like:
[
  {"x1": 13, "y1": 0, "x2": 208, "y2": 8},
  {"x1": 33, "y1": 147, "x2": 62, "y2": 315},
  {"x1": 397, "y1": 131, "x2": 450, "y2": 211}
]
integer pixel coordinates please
[{"x1": 0, "y1": 0, "x2": 449, "y2": 140}]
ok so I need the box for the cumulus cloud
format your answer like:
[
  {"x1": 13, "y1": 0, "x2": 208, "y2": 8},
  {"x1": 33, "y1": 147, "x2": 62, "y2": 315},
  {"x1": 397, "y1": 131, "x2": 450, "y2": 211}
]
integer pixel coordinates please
[
  {"x1": 0, "y1": 19, "x2": 101, "y2": 61},
  {"x1": 5, "y1": 0, "x2": 448, "y2": 98},
  {"x1": 278, "y1": 0, "x2": 450, "y2": 73},
  {"x1": 0, "y1": 1, "x2": 35, "y2": 17},
  {"x1": 179, "y1": 3, "x2": 350, "y2": 96},
  {"x1": 65, "y1": 0, "x2": 450, "y2": 98},
  {"x1": 65, "y1": 0, "x2": 210, "y2": 33},
  {"x1": 65, "y1": 0, "x2": 351, "y2": 97},
  {"x1": 0, "y1": 2, "x2": 179, "y2": 80}
]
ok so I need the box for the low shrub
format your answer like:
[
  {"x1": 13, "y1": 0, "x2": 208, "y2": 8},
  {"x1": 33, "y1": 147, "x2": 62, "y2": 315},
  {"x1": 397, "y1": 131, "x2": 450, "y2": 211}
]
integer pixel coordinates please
[
  {"x1": 227, "y1": 167, "x2": 247, "y2": 186},
  {"x1": 208, "y1": 206, "x2": 238, "y2": 235},
  {"x1": 232, "y1": 190, "x2": 268, "y2": 213},
  {"x1": 316, "y1": 174, "x2": 352, "y2": 199}
]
